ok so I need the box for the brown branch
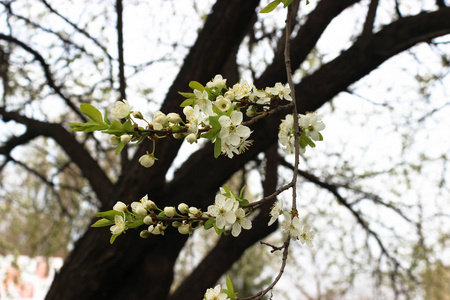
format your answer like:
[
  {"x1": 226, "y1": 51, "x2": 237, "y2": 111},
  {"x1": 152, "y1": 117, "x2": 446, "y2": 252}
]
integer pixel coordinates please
[
  {"x1": 0, "y1": 33, "x2": 84, "y2": 120},
  {"x1": 0, "y1": 107, "x2": 113, "y2": 204}
]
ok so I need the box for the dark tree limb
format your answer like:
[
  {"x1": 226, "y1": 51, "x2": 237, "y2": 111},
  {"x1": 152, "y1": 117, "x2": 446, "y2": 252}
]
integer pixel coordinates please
[
  {"x1": 0, "y1": 107, "x2": 113, "y2": 204},
  {"x1": 0, "y1": 33, "x2": 84, "y2": 120}
]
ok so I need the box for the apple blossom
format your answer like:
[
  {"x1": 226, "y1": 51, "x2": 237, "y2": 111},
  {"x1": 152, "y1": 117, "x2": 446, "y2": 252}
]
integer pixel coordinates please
[
  {"x1": 268, "y1": 201, "x2": 283, "y2": 226},
  {"x1": 206, "y1": 74, "x2": 226, "y2": 90}
]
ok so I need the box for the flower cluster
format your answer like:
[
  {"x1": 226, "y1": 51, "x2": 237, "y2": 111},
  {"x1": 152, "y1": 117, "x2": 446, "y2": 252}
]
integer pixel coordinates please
[
  {"x1": 207, "y1": 187, "x2": 252, "y2": 237},
  {"x1": 278, "y1": 112, "x2": 325, "y2": 154},
  {"x1": 69, "y1": 75, "x2": 296, "y2": 167},
  {"x1": 280, "y1": 212, "x2": 315, "y2": 247},
  {"x1": 92, "y1": 186, "x2": 252, "y2": 244}
]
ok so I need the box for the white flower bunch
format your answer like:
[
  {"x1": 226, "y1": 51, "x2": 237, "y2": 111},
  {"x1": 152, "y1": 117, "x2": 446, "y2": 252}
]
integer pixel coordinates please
[{"x1": 279, "y1": 112, "x2": 325, "y2": 154}]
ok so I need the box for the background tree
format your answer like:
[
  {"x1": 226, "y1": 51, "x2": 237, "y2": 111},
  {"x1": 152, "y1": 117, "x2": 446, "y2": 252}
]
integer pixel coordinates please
[{"x1": 0, "y1": 0, "x2": 449, "y2": 299}]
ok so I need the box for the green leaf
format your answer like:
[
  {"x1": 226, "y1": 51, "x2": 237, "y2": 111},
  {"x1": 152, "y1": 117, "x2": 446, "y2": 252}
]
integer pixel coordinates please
[
  {"x1": 222, "y1": 185, "x2": 233, "y2": 197},
  {"x1": 226, "y1": 275, "x2": 234, "y2": 296},
  {"x1": 91, "y1": 218, "x2": 114, "y2": 227},
  {"x1": 189, "y1": 81, "x2": 204, "y2": 91},
  {"x1": 281, "y1": 0, "x2": 294, "y2": 7},
  {"x1": 157, "y1": 211, "x2": 165, "y2": 218},
  {"x1": 122, "y1": 120, "x2": 134, "y2": 133},
  {"x1": 238, "y1": 198, "x2": 249, "y2": 206},
  {"x1": 214, "y1": 138, "x2": 222, "y2": 158},
  {"x1": 178, "y1": 91, "x2": 194, "y2": 98},
  {"x1": 115, "y1": 142, "x2": 126, "y2": 155},
  {"x1": 80, "y1": 104, "x2": 104, "y2": 124},
  {"x1": 318, "y1": 132, "x2": 323, "y2": 141},
  {"x1": 110, "y1": 233, "x2": 120, "y2": 244},
  {"x1": 104, "y1": 109, "x2": 111, "y2": 125},
  {"x1": 260, "y1": 0, "x2": 281, "y2": 13},
  {"x1": 96, "y1": 210, "x2": 122, "y2": 221},
  {"x1": 239, "y1": 185, "x2": 246, "y2": 199},
  {"x1": 127, "y1": 218, "x2": 144, "y2": 229},
  {"x1": 204, "y1": 218, "x2": 215, "y2": 230},
  {"x1": 180, "y1": 98, "x2": 196, "y2": 108}
]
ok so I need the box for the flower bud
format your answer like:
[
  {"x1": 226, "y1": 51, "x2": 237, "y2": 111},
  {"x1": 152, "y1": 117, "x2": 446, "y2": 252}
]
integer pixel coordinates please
[
  {"x1": 113, "y1": 201, "x2": 127, "y2": 212},
  {"x1": 189, "y1": 207, "x2": 200, "y2": 217},
  {"x1": 172, "y1": 133, "x2": 185, "y2": 139},
  {"x1": 178, "y1": 203, "x2": 189, "y2": 214},
  {"x1": 178, "y1": 223, "x2": 190, "y2": 235},
  {"x1": 144, "y1": 199, "x2": 157, "y2": 210},
  {"x1": 148, "y1": 225, "x2": 160, "y2": 235},
  {"x1": 153, "y1": 111, "x2": 167, "y2": 125},
  {"x1": 183, "y1": 106, "x2": 194, "y2": 117},
  {"x1": 110, "y1": 135, "x2": 120, "y2": 146},
  {"x1": 186, "y1": 133, "x2": 197, "y2": 144},
  {"x1": 164, "y1": 206, "x2": 176, "y2": 218},
  {"x1": 140, "y1": 230, "x2": 151, "y2": 238},
  {"x1": 132, "y1": 111, "x2": 144, "y2": 119},
  {"x1": 167, "y1": 113, "x2": 182, "y2": 124},
  {"x1": 139, "y1": 153, "x2": 156, "y2": 168},
  {"x1": 172, "y1": 221, "x2": 182, "y2": 228},
  {"x1": 143, "y1": 215, "x2": 154, "y2": 225},
  {"x1": 120, "y1": 134, "x2": 131, "y2": 144}
]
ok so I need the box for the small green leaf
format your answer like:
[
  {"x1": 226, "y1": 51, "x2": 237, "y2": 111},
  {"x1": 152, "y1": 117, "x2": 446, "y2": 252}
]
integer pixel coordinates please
[
  {"x1": 226, "y1": 275, "x2": 234, "y2": 296},
  {"x1": 281, "y1": 0, "x2": 294, "y2": 7},
  {"x1": 91, "y1": 218, "x2": 114, "y2": 227},
  {"x1": 239, "y1": 185, "x2": 246, "y2": 199},
  {"x1": 80, "y1": 104, "x2": 104, "y2": 124},
  {"x1": 157, "y1": 211, "x2": 165, "y2": 218},
  {"x1": 204, "y1": 218, "x2": 215, "y2": 230},
  {"x1": 238, "y1": 198, "x2": 250, "y2": 206},
  {"x1": 260, "y1": 0, "x2": 281, "y2": 13},
  {"x1": 180, "y1": 98, "x2": 196, "y2": 107},
  {"x1": 214, "y1": 138, "x2": 222, "y2": 158},
  {"x1": 127, "y1": 218, "x2": 144, "y2": 229},
  {"x1": 110, "y1": 233, "x2": 120, "y2": 244},
  {"x1": 104, "y1": 109, "x2": 111, "y2": 125},
  {"x1": 178, "y1": 91, "x2": 195, "y2": 98},
  {"x1": 122, "y1": 120, "x2": 134, "y2": 133},
  {"x1": 318, "y1": 132, "x2": 323, "y2": 141},
  {"x1": 96, "y1": 210, "x2": 122, "y2": 221},
  {"x1": 115, "y1": 142, "x2": 126, "y2": 155},
  {"x1": 189, "y1": 81, "x2": 204, "y2": 91}
]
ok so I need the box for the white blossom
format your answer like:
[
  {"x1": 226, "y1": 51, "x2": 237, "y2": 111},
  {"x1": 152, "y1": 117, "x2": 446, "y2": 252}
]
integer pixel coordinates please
[
  {"x1": 268, "y1": 201, "x2": 283, "y2": 226},
  {"x1": 299, "y1": 225, "x2": 315, "y2": 248},
  {"x1": 299, "y1": 112, "x2": 325, "y2": 141},
  {"x1": 214, "y1": 95, "x2": 231, "y2": 112},
  {"x1": 131, "y1": 201, "x2": 147, "y2": 217},
  {"x1": 231, "y1": 208, "x2": 252, "y2": 237},
  {"x1": 204, "y1": 284, "x2": 228, "y2": 300},
  {"x1": 206, "y1": 74, "x2": 227, "y2": 90},
  {"x1": 231, "y1": 79, "x2": 252, "y2": 100},
  {"x1": 218, "y1": 111, "x2": 251, "y2": 146},
  {"x1": 110, "y1": 100, "x2": 130, "y2": 119},
  {"x1": 110, "y1": 215, "x2": 126, "y2": 235},
  {"x1": 207, "y1": 194, "x2": 238, "y2": 229}
]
